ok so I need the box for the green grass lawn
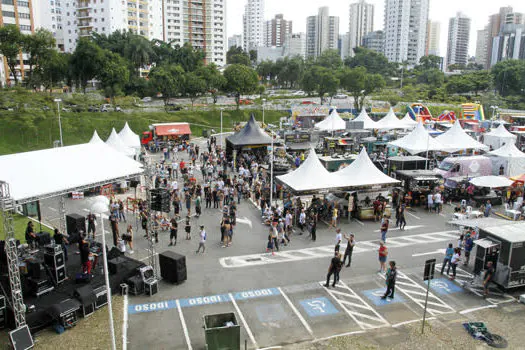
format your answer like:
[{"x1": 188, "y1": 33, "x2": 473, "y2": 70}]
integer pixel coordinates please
[
  {"x1": 0, "y1": 212, "x2": 53, "y2": 243},
  {"x1": 0, "y1": 104, "x2": 286, "y2": 155}
]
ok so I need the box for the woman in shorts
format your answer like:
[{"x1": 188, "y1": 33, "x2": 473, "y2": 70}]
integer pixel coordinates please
[{"x1": 123, "y1": 224, "x2": 134, "y2": 254}]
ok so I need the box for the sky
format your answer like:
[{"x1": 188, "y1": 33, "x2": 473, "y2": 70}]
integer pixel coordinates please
[{"x1": 227, "y1": 0, "x2": 525, "y2": 57}]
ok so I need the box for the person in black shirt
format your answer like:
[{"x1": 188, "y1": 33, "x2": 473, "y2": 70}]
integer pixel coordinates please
[
  {"x1": 483, "y1": 261, "x2": 495, "y2": 297},
  {"x1": 324, "y1": 252, "x2": 342, "y2": 288},
  {"x1": 25, "y1": 221, "x2": 37, "y2": 248},
  {"x1": 53, "y1": 228, "x2": 69, "y2": 262},
  {"x1": 86, "y1": 213, "x2": 97, "y2": 239},
  {"x1": 79, "y1": 235, "x2": 92, "y2": 275},
  {"x1": 382, "y1": 261, "x2": 397, "y2": 299}
]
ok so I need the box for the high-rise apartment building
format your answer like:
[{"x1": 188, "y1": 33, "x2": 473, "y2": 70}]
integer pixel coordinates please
[
  {"x1": 475, "y1": 27, "x2": 488, "y2": 66},
  {"x1": 491, "y1": 23, "x2": 525, "y2": 66},
  {"x1": 283, "y1": 32, "x2": 306, "y2": 58},
  {"x1": 383, "y1": 0, "x2": 429, "y2": 65},
  {"x1": 263, "y1": 14, "x2": 292, "y2": 47},
  {"x1": 484, "y1": 6, "x2": 514, "y2": 68},
  {"x1": 163, "y1": 0, "x2": 226, "y2": 65},
  {"x1": 306, "y1": 7, "x2": 339, "y2": 58},
  {"x1": 0, "y1": 0, "x2": 35, "y2": 86},
  {"x1": 425, "y1": 20, "x2": 440, "y2": 56},
  {"x1": 228, "y1": 34, "x2": 243, "y2": 49},
  {"x1": 242, "y1": 0, "x2": 264, "y2": 51},
  {"x1": 348, "y1": 0, "x2": 374, "y2": 57},
  {"x1": 362, "y1": 30, "x2": 384, "y2": 54},
  {"x1": 446, "y1": 12, "x2": 471, "y2": 68}
]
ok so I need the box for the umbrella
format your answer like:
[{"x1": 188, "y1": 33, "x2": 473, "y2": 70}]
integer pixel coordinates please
[
  {"x1": 510, "y1": 174, "x2": 525, "y2": 183},
  {"x1": 469, "y1": 176, "x2": 514, "y2": 188}
]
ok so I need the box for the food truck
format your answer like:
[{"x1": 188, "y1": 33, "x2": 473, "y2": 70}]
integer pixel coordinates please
[
  {"x1": 474, "y1": 222, "x2": 525, "y2": 290},
  {"x1": 393, "y1": 170, "x2": 441, "y2": 206}
]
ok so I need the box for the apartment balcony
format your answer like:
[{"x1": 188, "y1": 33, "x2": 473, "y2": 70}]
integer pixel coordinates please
[
  {"x1": 79, "y1": 28, "x2": 93, "y2": 36},
  {"x1": 76, "y1": 1, "x2": 91, "y2": 10},
  {"x1": 77, "y1": 11, "x2": 92, "y2": 19},
  {"x1": 77, "y1": 21, "x2": 93, "y2": 29}
]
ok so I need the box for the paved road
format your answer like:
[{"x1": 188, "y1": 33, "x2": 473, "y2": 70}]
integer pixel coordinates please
[{"x1": 36, "y1": 140, "x2": 523, "y2": 349}]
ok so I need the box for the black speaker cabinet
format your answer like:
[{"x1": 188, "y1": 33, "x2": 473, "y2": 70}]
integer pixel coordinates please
[
  {"x1": 36, "y1": 232, "x2": 51, "y2": 247},
  {"x1": 66, "y1": 214, "x2": 86, "y2": 236},
  {"x1": 47, "y1": 298, "x2": 81, "y2": 328},
  {"x1": 54, "y1": 265, "x2": 66, "y2": 283},
  {"x1": 159, "y1": 251, "x2": 187, "y2": 284},
  {"x1": 126, "y1": 275, "x2": 144, "y2": 295},
  {"x1": 9, "y1": 325, "x2": 33, "y2": 350},
  {"x1": 94, "y1": 286, "x2": 108, "y2": 309},
  {"x1": 44, "y1": 251, "x2": 65, "y2": 269},
  {"x1": 108, "y1": 256, "x2": 127, "y2": 275},
  {"x1": 74, "y1": 284, "x2": 96, "y2": 306}
]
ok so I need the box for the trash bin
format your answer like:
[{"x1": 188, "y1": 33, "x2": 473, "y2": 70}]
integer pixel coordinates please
[
  {"x1": 202, "y1": 129, "x2": 209, "y2": 138},
  {"x1": 203, "y1": 312, "x2": 240, "y2": 350}
]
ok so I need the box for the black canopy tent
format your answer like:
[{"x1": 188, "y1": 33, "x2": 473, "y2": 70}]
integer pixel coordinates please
[{"x1": 226, "y1": 114, "x2": 273, "y2": 161}]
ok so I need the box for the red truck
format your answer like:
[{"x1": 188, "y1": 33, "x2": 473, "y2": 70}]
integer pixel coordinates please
[{"x1": 141, "y1": 122, "x2": 192, "y2": 146}]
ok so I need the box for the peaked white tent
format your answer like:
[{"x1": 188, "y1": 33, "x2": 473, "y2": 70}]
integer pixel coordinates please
[
  {"x1": 388, "y1": 122, "x2": 449, "y2": 154},
  {"x1": 487, "y1": 141, "x2": 525, "y2": 177},
  {"x1": 436, "y1": 121, "x2": 489, "y2": 152},
  {"x1": 89, "y1": 130, "x2": 104, "y2": 144},
  {"x1": 333, "y1": 148, "x2": 400, "y2": 188},
  {"x1": 315, "y1": 109, "x2": 346, "y2": 131},
  {"x1": 375, "y1": 108, "x2": 405, "y2": 130},
  {"x1": 400, "y1": 113, "x2": 418, "y2": 128},
  {"x1": 484, "y1": 124, "x2": 517, "y2": 150},
  {"x1": 118, "y1": 122, "x2": 141, "y2": 150},
  {"x1": 106, "y1": 128, "x2": 135, "y2": 157},
  {"x1": 353, "y1": 108, "x2": 378, "y2": 129},
  {"x1": 276, "y1": 149, "x2": 334, "y2": 192}
]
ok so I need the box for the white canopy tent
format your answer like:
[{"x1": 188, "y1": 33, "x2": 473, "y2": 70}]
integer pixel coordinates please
[
  {"x1": 118, "y1": 122, "x2": 141, "y2": 151},
  {"x1": 89, "y1": 130, "x2": 104, "y2": 144},
  {"x1": 435, "y1": 121, "x2": 489, "y2": 152},
  {"x1": 400, "y1": 113, "x2": 418, "y2": 128},
  {"x1": 487, "y1": 141, "x2": 525, "y2": 177},
  {"x1": 332, "y1": 148, "x2": 400, "y2": 188},
  {"x1": 315, "y1": 109, "x2": 346, "y2": 131},
  {"x1": 276, "y1": 149, "x2": 335, "y2": 192},
  {"x1": 469, "y1": 176, "x2": 514, "y2": 188},
  {"x1": 106, "y1": 128, "x2": 135, "y2": 157},
  {"x1": 0, "y1": 143, "x2": 144, "y2": 203},
  {"x1": 388, "y1": 122, "x2": 450, "y2": 154},
  {"x1": 375, "y1": 108, "x2": 405, "y2": 130},
  {"x1": 483, "y1": 124, "x2": 517, "y2": 150},
  {"x1": 353, "y1": 108, "x2": 378, "y2": 129}
]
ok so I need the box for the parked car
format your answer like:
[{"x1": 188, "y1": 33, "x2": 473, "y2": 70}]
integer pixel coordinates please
[
  {"x1": 334, "y1": 93, "x2": 347, "y2": 99},
  {"x1": 88, "y1": 105, "x2": 99, "y2": 112},
  {"x1": 292, "y1": 90, "x2": 306, "y2": 96},
  {"x1": 100, "y1": 104, "x2": 111, "y2": 112},
  {"x1": 115, "y1": 105, "x2": 122, "y2": 112},
  {"x1": 142, "y1": 97, "x2": 152, "y2": 103},
  {"x1": 239, "y1": 99, "x2": 254, "y2": 105}
]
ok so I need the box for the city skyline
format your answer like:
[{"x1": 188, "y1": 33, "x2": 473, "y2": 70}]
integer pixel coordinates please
[{"x1": 228, "y1": 0, "x2": 524, "y2": 57}]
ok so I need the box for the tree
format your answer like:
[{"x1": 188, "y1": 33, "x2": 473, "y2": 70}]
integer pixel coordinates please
[
  {"x1": 257, "y1": 60, "x2": 276, "y2": 81},
  {"x1": 196, "y1": 64, "x2": 226, "y2": 104},
  {"x1": 302, "y1": 66, "x2": 339, "y2": 103},
  {"x1": 0, "y1": 25, "x2": 24, "y2": 85},
  {"x1": 149, "y1": 64, "x2": 185, "y2": 107},
  {"x1": 416, "y1": 55, "x2": 442, "y2": 71},
  {"x1": 223, "y1": 64, "x2": 259, "y2": 108},
  {"x1": 124, "y1": 35, "x2": 154, "y2": 75},
  {"x1": 316, "y1": 49, "x2": 343, "y2": 70},
  {"x1": 492, "y1": 59, "x2": 525, "y2": 96},
  {"x1": 279, "y1": 56, "x2": 304, "y2": 88},
  {"x1": 22, "y1": 28, "x2": 56, "y2": 87},
  {"x1": 70, "y1": 38, "x2": 105, "y2": 92},
  {"x1": 173, "y1": 42, "x2": 205, "y2": 72},
  {"x1": 182, "y1": 72, "x2": 206, "y2": 108},
  {"x1": 249, "y1": 49, "x2": 257, "y2": 64},
  {"x1": 97, "y1": 50, "x2": 130, "y2": 104},
  {"x1": 339, "y1": 67, "x2": 385, "y2": 111},
  {"x1": 446, "y1": 71, "x2": 491, "y2": 96},
  {"x1": 345, "y1": 47, "x2": 397, "y2": 77},
  {"x1": 39, "y1": 51, "x2": 69, "y2": 93},
  {"x1": 227, "y1": 46, "x2": 251, "y2": 66}
]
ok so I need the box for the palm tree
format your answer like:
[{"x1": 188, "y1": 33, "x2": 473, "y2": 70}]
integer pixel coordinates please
[{"x1": 125, "y1": 36, "x2": 154, "y2": 76}]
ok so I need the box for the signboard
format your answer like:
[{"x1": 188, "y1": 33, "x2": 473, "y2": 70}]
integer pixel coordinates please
[
  {"x1": 423, "y1": 259, "x2": 436, "y2": 281},
  {"x1": 285, "y1": 133, "x2": 311, "y2": 143}
]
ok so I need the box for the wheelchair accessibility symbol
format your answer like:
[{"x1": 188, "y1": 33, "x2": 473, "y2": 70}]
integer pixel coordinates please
[
  {"x1": 429, "y1": 278, "x2": 463, "y2": 295},
  {"x1": 299, "y1": 297, "x2": 339, "y2": 317}
]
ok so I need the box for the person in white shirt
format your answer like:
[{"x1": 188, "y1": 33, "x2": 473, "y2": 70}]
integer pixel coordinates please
[
  {"x1": 427, "y1": 193, "x2": 434, "y2": 213},
  {"x1": 433, "y1": 191, "x2": 442, "y2": 214},
  {"x1": 196, "y1": 225, "x2": 206, "y2": 254},
  {"x1": 299, "y1": 210, "x2": 306, "y2": 233},
  {"x1": 335, "y1": 228, "x2": 342, "y2": 253},
  {"x1": 449, "y1": 247, "x2": 461, "y2": 280}
]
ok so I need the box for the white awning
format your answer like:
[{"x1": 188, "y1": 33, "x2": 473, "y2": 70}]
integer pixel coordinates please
[
  {"x1": 375, "y1": 108, "x2": 405, "y2": 130},
  {"x1": 315, "y1": 109, "x2": 346, "y2": 131},
  {"x1": 435, "y1": 121, "x2": 489, "y2": 152},
  {"x1": 487, "y1": 142, "x2": 525, "y2": 177},
  {"x1": 106, "y1": 128, "x2": 135, "y2": 157},
  {"x1": 118, "y1": 122, "x2": 141, "y2": 150},
  {"x1": 400, "y1": 113, "x2": 418, "y2": 128},
  {"x1": 0, "y1": 143, "x2": 144, "y2": 203},
  {"x1": 276, "y1": 149, "x2": 334, "y2": 192},
  {"x1": 388, "y1": 122, "x2": 450, "y2": 154},
  {"x1": 469, "y1": 175, "x2": 513, "y2": 188},
  {"x1": 89, "y1": 130, "x2": 104, "y2": 144},
  {"x1": 353, "y1": 108, "x2": 378, "y2": 129}
]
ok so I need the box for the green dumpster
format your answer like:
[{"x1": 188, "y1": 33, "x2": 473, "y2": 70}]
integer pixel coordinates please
[{"x1": 203, "y1": 312, "x2": 240, "y2": 350}]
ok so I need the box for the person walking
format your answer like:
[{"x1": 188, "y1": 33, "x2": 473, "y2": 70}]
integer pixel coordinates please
[
  {"x1": 381, "y1": 261, "x2": 397, "y2": 299},
  {"x1": 184, "y1": 216, "x2": 191, "y2": 240},
  {"x1": 335, "y1": 228, "x2": 342, "y2": 253},
  {"x1": 484, "y1": 200, "x2": 492, "y2": 217},
  {"x1": 463, "y1": 233, "x2": 474, "y2": 266},
  {"x1": 195, "y1": 194, "x2": 202, "y2": 218},
  {"x1": 270, "y1": 223, "x2": 279, "y2": 252},
  {"x1": 483, "y1": 261, "x2": 495, "y2": 298},
  {"x1": 396, "y1": 203, "x2": 407, "y2": 230},
  {"x1": 329, "y1": 206, "x2": 338, "y2": 229},
  {"x1": 123, "y1": 224, "x2": 134, "y2": 254},
  {"x1": 427, "y1": 192, "x2": 434, "y2": 213},
  {"x1": 169, "y1": 217, "x2": 177, "y2": 246},
  {"x1": 118, "y1": 200, "x2": 126, "y2": 222},
  {"x1": 441, "y1": 243, "x2": 454, "y2": 274},
  {"x1": 449, "y1": 247, "x2": 461, "y2": 280},
  {"x1": 378, "y1": 241, "x2": 388, "y2": 273},
  {"x1": 196, "y1": 225, "x2": 206, "y2": 254},
  {"x1": 310, "y1": 218, "x2": 317, "y2": 242},
  {"x1": 343, "y1": 233, "x2": 355, "y2": 267},
  {"x1": 380, "y1": 215, "x2": 389, "y2": 242},
  {"x1": 86, "y1": 212, "x2": 97, "y2": 239},
  {"x1": 434, "y1": 191, "x2": 443, "y2": 214},
  {"x1": 299, "y1": 209, "x2": 306, "y2": 233},
  {"x1": 324, "y1": 252, "x2": 342, "y2": 288}
]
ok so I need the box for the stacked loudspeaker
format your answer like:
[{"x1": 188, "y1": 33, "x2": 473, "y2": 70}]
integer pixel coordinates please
[
  {"x1": 159, "y1": 251, "x2": 186, "y2": 284},
  {"x1": 66, "y1": 214, "x2": 86, "y2": 236},
  {"x1": 44, "y1": 244, "x2": 66, "y2": 284},
  {"x1": 150, "y1": 189, "x2": 170, "y2": 212}
]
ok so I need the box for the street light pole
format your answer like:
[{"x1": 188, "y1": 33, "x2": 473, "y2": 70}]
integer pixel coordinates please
[
  {"x1": 54, "y1": 98, "x2": 63, "y2": 146},
  {"x1": 269, "y1": 135, "x2": 274, "y2": 207}
]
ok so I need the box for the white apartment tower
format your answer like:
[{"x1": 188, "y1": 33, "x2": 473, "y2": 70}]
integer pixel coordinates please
[
  {"x1": 163, "y1": 0, "x2": 227, "y2": 65},
  {"x1": 243, "y1": 0, "x2": 264, "y2": 51},
  {"x1": 283, "y1": 32, "x2": 306, "y2": 58},
  {"x1": 446, "y1": 12, "x2": 471, "y2": 68},
  {"x1": 306, "y1": 6, "x2": 339, "y2": 58},
  {"x1": 348, "y1": 0, "x2": 374, "y2": 57},
  {"x1": 475, "y1": 27, "x2": 488, "y2": 66},
  {"x1": 425, "y1": 20, "x2": 440, "y2": 56},
  {"x1": 384, "y1": 0, "x2": 429, "y2": 65},
  {"x1": 264, "y1": 14, "x2": 292, "y2": 47}
]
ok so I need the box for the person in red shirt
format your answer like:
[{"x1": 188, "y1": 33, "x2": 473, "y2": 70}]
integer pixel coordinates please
[{"x1": 378, "y1": 241, "x2": 388, "y2": 273}]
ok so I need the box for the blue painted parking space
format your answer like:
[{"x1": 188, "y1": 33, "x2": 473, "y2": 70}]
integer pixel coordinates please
[
  {"x1": 362, "y1": 288, "x2": 406, "y2": 306},
  {"x1": 299, "y1": 297, "x2": 339, "y2": 317},
  {"x1": 430, "y1": 278, "x2": 463, "y2": 295}
]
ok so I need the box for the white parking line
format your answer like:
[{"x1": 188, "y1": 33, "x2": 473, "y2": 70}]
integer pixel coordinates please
[
  {"x1": 459, "y1": 305, "x2": 497, "y2": 314},
  {"x1": 229, "y1": 293, "x2": 258, "y2": 348},
  {"x1": 123, "y1": 294, "x2": 129, "y2": 350},
  {"x1": 406, "y1": 211, "x2": 420, "y2": 220},
  {"x1": 392, "y1": 317, "x2": 436, "y2": 328},
  {"x1": 353, "y1": 219, "x2": 365, "y2": 226},
  {"x1": 311, "y1": 330, "x2": 366, "y2": 342},
  {"x1": 277, "y1": 287, "x2": 314, "y2": 337},
  {"x1": 176, "y1": 299, "x2": 193, "y2": 350},
  {"x1": 48, "y1": 207, "x2": 58, "y2": 212}
]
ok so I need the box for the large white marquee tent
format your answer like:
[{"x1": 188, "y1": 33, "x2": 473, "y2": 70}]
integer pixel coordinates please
[
  {"x1": 483, "y1": 124, "x2": 517, "y2": 150},
  {"x1": 375, "y1": 108, "x2": 405, "y2": 130},
  {"x1": 487, "y1": 141, "x2": 525, "y2": 177},
  {"x1": 353, "y1": 108, "x2": 378, "y2": 129},
  {"x1": 118, "y1": 122, "x2": 142, "y2": 151},
  {"x1": 388, "y1": 122, "x2": 449, "y2": 154},
  {"x1": 315, "y1": 109, "x2": 346, "y2": 131},
  {"x1": 106, "y1": 128, "x2": 135, "y2": 157},
  {"x1": 435, "y1": 121, "x2": 489, "y2": 152}
]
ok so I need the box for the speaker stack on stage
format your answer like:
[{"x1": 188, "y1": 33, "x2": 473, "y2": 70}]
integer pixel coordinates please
[
  {"x1": 66, "y1": 213, "x2": 86, "y2": 236},
  {"x1": 139, "y1": 266, "x2": 158, "y2": 296},
  {"x1": 47, "y1": 298, "x2": 81, "y2": 329},
  {"x1": 74, "y1": 284, "x2": 96, "y2": 317},
  {"x1": 159, "y1": 251, "x2": 187, "y2": 284},
  {"x1": 44, "y1": 244, "x2": 66, "y2": 285},
  {"x1": 150, "y1": 189, "x2": 170, "y2": 212},
  {"x1": 93, "y1": 285, "x2": 108, "y2": 309}
]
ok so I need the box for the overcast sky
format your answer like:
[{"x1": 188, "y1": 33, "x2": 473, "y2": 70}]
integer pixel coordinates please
[{"x1": 227, "y1": 0, "x2": 524, "y2": 57}]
